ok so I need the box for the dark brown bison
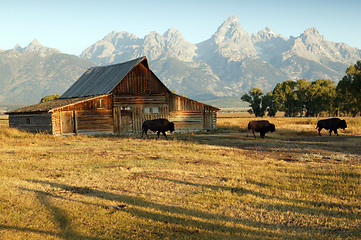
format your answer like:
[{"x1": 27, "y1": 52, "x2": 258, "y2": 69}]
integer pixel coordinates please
[
  {"x1": 316, "y1": 118, "x2": 347, "y2": 136},
  {"x1": 247, "y1": 120, "x2": 275, "y2": 138},
  {"x1": 141, "y1": 118, "x2": 175, "y2": 139}
]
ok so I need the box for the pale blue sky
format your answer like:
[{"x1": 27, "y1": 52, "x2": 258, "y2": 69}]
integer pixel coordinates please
[{"x1": 2, "y1": 0, "x2": 360, "y2": 55}]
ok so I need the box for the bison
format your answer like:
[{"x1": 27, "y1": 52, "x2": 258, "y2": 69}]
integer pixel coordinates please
[
  {"x1": 141, "y1": 118, "x2": 175, "y2": 139},
  {"x1": 247, "y1": 120, "x2": 275, "y2": 138},
  {"x1": 316, "y1": 118, "x2": 347, "y2": 136}
]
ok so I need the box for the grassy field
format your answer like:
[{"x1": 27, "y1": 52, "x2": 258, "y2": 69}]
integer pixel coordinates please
[{"x1": 0, "y1": 114, "x2": 360, "y2": 239}]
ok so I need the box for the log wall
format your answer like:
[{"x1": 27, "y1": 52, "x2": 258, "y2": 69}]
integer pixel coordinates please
[
  {"x1": 9, "y1": 114, "x2": 52, "y2": 133},
  {"x1": 113, "y1": 95, "x2": 168, "y2": 133},
  {"x1": 52, "y1": 95, "x2": 113, "y2": 135},
  {"x1": 113, "y1": 64, "x2": 167, "y2": 95},
  {"x1": 168, "y1": 94, "x2": 217, "y2": 131}
]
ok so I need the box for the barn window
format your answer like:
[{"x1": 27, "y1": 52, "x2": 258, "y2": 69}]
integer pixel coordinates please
[
  {"x1": 144, "y1": 107, "x2": 151, "y2": 113},
  {"x1": 122, "y1": 106, "x2": 131, "y2": 110},
  {"x1": 152, "y1": 107, "x2": 159, "y2": 113},
  {"x1": 26, "y1": 118, "x2": 31, "y2": 124},
  {"x1": 96, "y1": 99, "x2": 105, "y2": 109}
]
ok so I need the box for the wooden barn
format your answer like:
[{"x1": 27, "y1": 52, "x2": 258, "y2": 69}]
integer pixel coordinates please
[{"x1": 6, "y1": 56, "x2": 219, "y2": 135}]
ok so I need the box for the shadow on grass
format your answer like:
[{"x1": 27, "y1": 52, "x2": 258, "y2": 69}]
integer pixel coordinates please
[
  {"x1": 0, "y1": 225, "x2": 107, "y2": 240},
  {"x1": 11, "y1": 180, "x2": 305, "y2": 239},
  {"x1": 2, "y1": 186, "x2": 107, "y2": 240},
  {"x1": 151, "y1": 177, "x2": 361, "y2": 220},
  {"x1": 91, "y1": 126, "x2": 361, "y2": 156},
  {"x1": 168, "y1": 131, "x2": 361, "y2": 156},
  {"x1": 8, "y1": 179, "x2": 359, "y2": 239}
]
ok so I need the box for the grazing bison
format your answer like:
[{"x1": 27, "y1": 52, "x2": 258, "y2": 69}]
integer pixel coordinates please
[
  {"x1": 141, "y1": 118, "x2": 175, "y2": 139},
  {"x1": 247, "y1": 120, "x2": 275, "y2": 138},
  {"x1": 316, "y1": 118, "x2": 347, "y2": 136}
]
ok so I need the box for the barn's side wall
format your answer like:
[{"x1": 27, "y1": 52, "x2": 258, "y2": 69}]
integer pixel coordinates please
[
  {"x1": 8, "y1": 113, "x2": 53, "y2": 133},
  {"x1": 52, "y1": 95, "x2": 113, "y2": 135},
  {"x1": 168, "y1": 94, "x2": 217, "y2": 131}
]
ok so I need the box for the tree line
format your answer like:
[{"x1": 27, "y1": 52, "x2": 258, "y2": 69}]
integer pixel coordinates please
[{"x1": 241, "y1": 61, "x2": 361, "y2": 117}]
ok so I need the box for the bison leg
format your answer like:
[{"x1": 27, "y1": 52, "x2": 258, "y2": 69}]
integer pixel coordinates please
[
  {"x1": 329, "y1": 129, "x2": 332, "y2": 136},
  {"x1": 318, "y1": 128, "x2": 322, "y2": 136},
  {"x1": 260, "y1": 131, "x2": 265, "y2": 138},
  {"x1": 252, "y1": 129, "x2": 256, "y2": 138},
  {"x1": 157, "y1": 131, "x2": 160, "y2": 138},
  {"x1": 141, "y1": 129, "x2": 149, "y2": 138},
  {"x1": 162, "y1": 131, "x2": 167, "y2": 139},
  {"x1": 334, "y1": 129, "x2": 338, "y2": 136}
]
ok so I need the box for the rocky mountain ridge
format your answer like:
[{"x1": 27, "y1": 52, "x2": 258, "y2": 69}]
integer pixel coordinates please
[
  {"x1": 80, "y1": 16, "x2": 361, "y2": 100},
  {"x1": 1, "y1": 16, "x2": 361, "y2": 104},
  {"x1": 0, "y1": 41, "x2": 93, "y2": 104}
]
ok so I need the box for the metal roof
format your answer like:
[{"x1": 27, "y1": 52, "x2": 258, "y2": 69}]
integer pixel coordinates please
[
  {"x1": 6, "y1": 95, "x2": 108, "y2": 114},
  {"x1": 60, "y1": 56, "x2": 149, "y2": 99}
]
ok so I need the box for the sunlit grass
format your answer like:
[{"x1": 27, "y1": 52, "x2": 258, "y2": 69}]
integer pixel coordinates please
[
  {"x1": 0, "y1": 115, "x2": 360, "y2": 239},
  {"x1": 217, "y1": 112, "x2": 360, "y2": 137}
]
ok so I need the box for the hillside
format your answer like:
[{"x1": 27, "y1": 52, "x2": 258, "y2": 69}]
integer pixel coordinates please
[{"x1": 0, "y1": 40, "x2": 94, "y2": 104}]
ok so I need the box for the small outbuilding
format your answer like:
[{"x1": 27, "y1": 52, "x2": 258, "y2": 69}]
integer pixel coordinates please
[{"x1": 6, "y1": 56, "x2": 219, "y2": 135}]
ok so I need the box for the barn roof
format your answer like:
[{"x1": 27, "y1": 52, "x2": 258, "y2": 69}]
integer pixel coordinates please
[
  {"x1": 5, "y1": 95, "x2": 108, "y2": 114},
  {"x1": 60, "y1": 56, "x2": 150, "y2": 99}
]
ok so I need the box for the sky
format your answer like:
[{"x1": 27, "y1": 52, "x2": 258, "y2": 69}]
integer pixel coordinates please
[{"x1": 1, "y1": 0, "x2": 361, "y2": 55}]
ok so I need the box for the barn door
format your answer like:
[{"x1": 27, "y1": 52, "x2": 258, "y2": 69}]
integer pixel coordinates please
[
  {"x1": 61, "y1": 111, "x2": 75, "y2": 134},
  {"x1": 119, "y1": 108, "x2": 133, "y2": 132}
]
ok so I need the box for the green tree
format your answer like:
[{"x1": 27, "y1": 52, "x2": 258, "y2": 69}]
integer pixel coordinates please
[
  {"x1": 336, "y1": 61, "x2": 361, "y2": 116},
  {"x1": 262, "y1": 92, "x2": 277, "y2": 117},
  {"x1": 241, "y1": 88, "x2": 266, "y2": 117},
  {"x1": 294, "y1": 79, "x2": 311, "y2": 117},
  {"x1": 272, "y1": 80, "x2": 299, "y2": 117},
  {"x1": 40, "y1": 94, "x2": 60, "y2": 103},
  {"x1": 305, "y1": 79, "x2": 336, "y2": 117}
]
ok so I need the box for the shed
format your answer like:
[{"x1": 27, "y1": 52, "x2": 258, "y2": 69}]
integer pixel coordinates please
[{"x1": 6, "y1": 56, "x2": 219, "y2": 135}]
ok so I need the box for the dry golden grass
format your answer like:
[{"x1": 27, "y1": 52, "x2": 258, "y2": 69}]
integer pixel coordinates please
[
  {"x1": 218, "y1": 112, "x2": 361, "y2": 137},
  {"x1": 0, "y1": 114, "x2": 360, "y2": 239}
]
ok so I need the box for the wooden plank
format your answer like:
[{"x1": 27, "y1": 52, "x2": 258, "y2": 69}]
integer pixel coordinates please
[
  {"x1": 61, "y1": 111, "x2": 75, "y2": 134},
  {"x1": 168, "y1": 110, "x2": 204, "y2": 132},
  {"x1": 119, "y1": 110, "x2": 132, "y2": 132},
  {"x1": 114, "y1": 95, "x2": 166, "y2": 105},
  {"x1": 9, "y1": 114, "x2": 53, "y2": 133},
  {"x1": 113, "y1": 107, "x2": 120, "y2": 133},
  {"x1": 77, "y1": 124, "x2": 114, "y2": 130}
]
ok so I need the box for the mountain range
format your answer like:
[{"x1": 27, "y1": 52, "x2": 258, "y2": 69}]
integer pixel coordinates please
[
  {"x1": 0, "y1": 40, "x2": 93, "y2": 104},
  {"x1": 1, "y1": 15, "x2": 360, "y2": 105}
]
